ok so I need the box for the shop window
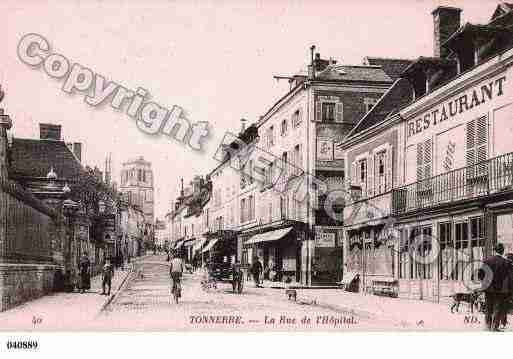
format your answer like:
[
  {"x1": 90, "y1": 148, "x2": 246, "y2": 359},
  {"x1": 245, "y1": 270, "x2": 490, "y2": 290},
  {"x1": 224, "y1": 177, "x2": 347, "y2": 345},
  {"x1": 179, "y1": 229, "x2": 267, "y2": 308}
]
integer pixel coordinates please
[
  {"x1": 439, "y1": 222, "x2": 454, "y2": 280},
  {"x1": 416, "y1": 226, "x2": 433, "y2": 280},
  {"x1": 399, "y1": 228, "x2": 410, "y2": 279}
]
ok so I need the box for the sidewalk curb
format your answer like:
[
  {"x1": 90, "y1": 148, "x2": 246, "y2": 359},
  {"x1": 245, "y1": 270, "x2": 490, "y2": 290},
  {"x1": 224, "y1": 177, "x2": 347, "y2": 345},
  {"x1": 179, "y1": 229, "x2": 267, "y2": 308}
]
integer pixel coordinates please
[{"x1": 97, "y1": 269, "x2": 133, "y2": 315}]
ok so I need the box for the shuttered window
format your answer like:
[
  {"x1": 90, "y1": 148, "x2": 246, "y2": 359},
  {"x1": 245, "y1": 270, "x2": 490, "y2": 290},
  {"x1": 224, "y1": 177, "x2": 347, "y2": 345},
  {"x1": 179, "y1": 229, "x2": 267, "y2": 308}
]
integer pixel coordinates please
[
  {"x1": 466, "y1": 116, "x2": 488, "y2": 177},
  {"x1": 316, "y1": 101, "x2": 344, "y2": 122},
  {"x1": 336, "y1": 103, "x2": 344, "y2": 122},
  {"x1": 416, "y1": 139, "x2": 432, "y2": 190},
  {"x1": 375, "y1": 150, "x2": 387, "y2": 195}
]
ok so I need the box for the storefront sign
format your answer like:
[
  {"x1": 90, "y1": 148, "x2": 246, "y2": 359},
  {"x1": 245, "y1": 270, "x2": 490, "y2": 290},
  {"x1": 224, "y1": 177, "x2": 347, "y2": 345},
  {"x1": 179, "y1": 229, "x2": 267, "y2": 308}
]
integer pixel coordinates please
[
  {"x1": 407, "y1": 76, "x2": 506, "y2": 138},
  {"x1": 315, "y1": 230, "x2": 336, "y2": 247}
]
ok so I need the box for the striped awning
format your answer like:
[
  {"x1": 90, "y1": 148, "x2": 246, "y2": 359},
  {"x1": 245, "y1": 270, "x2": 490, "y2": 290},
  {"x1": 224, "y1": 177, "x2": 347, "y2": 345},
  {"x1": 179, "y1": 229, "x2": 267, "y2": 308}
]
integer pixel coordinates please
[
  {"x1": 202, "y1": 238, "x2": 219, "y2": 253},
  {"x1": 245, "y1": 227, "x2": 292, "y2": 245}
]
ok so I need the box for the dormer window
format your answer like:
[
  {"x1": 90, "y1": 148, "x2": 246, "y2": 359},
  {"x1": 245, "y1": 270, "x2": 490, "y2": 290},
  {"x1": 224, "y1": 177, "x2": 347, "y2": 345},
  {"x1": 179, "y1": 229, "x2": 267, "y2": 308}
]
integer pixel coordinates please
[{"x1": 364, "y1": 98, "x2": 377, "y2": 113}]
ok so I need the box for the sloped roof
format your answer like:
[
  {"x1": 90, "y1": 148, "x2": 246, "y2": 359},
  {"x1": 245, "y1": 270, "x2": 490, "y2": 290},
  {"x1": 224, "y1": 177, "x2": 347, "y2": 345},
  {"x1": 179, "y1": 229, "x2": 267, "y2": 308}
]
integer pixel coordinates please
[
  {"x1": 491, "y1": 2, "x2": 513, "y2": 22},
  {"x1": 9, "y1": 138, "x2": 83, "y2": 180},
  {"x1": 346, "y1": 78, "x2": 414, "y2": 137},
  {"x1": 316, "y1": 64, "x2": 393, "y2": 83},
  {"x1": 363, "y1": 57, "x2": 413, "y2": 80}
]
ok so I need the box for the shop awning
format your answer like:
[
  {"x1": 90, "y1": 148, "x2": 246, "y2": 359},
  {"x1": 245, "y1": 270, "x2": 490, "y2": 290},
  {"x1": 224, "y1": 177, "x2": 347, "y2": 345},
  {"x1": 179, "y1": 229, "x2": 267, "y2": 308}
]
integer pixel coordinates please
[
  {"x1": 184, "y1": 239, "x2": 195, "y2": 247},
  {"x1": 174, "y1": 240, "x2": 184, "y2": 249},
  {"x1": 245, "y1": 227, "x2": 293, "y2": 245},
  {"x1": 193, "y1": 238, "x2": 208, "y2": 252},
  {"x1": 202, "y1": 238, "x2": 219, "y2": 253}
]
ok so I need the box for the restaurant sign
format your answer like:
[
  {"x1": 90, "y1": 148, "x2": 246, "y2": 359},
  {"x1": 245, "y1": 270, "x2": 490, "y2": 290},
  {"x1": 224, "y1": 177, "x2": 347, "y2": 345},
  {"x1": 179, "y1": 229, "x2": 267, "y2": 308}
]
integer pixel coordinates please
[{"x1": 407, "y1": 76, "x2": 506, "y2": 138}]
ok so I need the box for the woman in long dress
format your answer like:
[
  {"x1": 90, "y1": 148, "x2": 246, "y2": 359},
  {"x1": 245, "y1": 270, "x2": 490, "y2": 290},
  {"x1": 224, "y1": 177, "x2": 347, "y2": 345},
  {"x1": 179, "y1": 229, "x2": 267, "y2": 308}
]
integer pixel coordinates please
[{"x1": 78, "y1": 253, "x2": 91, "y2": 293}]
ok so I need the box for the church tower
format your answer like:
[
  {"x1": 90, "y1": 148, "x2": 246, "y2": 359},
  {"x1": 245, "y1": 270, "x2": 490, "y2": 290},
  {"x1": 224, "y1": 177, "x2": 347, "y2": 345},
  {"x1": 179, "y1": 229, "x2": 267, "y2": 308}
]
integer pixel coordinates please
[{"x1": 119, "y1": 156, "x2": 154, "y2": 223}]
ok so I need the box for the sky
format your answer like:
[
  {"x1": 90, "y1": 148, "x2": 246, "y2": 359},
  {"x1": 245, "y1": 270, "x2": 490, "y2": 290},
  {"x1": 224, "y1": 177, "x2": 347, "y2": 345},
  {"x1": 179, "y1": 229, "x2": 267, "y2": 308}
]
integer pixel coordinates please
[{"x1": 0, "y1": 0, "x2": 502, "y2": 219}]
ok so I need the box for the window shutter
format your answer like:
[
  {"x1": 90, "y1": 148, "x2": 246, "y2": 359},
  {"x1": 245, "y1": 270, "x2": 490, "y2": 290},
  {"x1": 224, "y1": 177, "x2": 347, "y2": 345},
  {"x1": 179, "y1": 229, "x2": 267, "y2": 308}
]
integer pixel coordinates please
[
  {"x1": 351, "y1": 161, "x2": 357, "y2": 186},
  {"x1": 416, "y1": 142, "x2": 424, "y2": 182},
  {"x1": 336, "y1": 102, "x2": 344, "y2": 123},
  {"x1": 386, "y1": 145, "x2": 393, "y2": 191},
  {"x1": 298, "y1": 107, "x2": 303, "y2": 126},
  {"x1": 466, "y1": 120, "x2": 476, "y2": 166},
  {"x1": 466, "y1": 120, "x2": 476, "y2": 178},
  {"x1": 476, "y1": 116, "x2": 488, "y2": 175},
  {"x1": 423, "y1": 139, "x2": 432, "y2": 180},
  {"x1": 316, "y1": 101, "x2": 322, "y2": 121}
]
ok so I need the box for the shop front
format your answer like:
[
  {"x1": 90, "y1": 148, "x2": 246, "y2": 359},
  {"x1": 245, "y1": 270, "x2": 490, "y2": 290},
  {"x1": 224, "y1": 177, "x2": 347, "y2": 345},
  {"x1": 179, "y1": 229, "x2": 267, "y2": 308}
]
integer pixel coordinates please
[
  {"x1": 202, "y1": 230, "x2": 238, "y2": 266},
  {"x1": 312, "y1": 227, "x2": 343, "y2": 285},
  {"x1": 241, "y1": 221, "x2": 307, "y2": 284}
]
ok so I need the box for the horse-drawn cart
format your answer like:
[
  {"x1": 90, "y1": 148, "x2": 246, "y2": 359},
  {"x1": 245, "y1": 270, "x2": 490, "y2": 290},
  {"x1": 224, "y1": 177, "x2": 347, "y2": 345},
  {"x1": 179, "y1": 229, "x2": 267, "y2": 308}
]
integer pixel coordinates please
[{"x1": 205, "y1": 262, "x2": 245, "y2": 293}]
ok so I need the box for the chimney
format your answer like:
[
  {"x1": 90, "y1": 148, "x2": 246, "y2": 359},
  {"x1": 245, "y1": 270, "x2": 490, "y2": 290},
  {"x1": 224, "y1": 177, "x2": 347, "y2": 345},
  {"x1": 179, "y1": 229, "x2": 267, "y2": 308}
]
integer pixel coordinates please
[
  {"x1": 39, "y1": 123, "x2": 62, "y2": 140},
  {"x1": 314, "y1": 53, "x2": 330, "y2": 72},
  {"x1": 432, "y1": 6, "x2": 462, "y2": 58}
]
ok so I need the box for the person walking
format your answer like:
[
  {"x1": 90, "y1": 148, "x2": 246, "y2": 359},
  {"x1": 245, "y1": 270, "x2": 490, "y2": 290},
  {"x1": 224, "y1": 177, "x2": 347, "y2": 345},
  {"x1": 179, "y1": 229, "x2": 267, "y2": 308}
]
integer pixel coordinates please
[
  {"x1": 251, "y1": 256, "x2": 263, "y2": 288},
  {"x1": 500, "y1": 253, "x2": 513, "y2": 329},
  {"x1": 479, "y1": 243, "x2": 509, "y2": 331},
  {"x1": 78, "y1": 253, "x2": 91, "y2": 294},
  {"x1": 102, "y1": 259, "x2": 114, "y2": 296}
]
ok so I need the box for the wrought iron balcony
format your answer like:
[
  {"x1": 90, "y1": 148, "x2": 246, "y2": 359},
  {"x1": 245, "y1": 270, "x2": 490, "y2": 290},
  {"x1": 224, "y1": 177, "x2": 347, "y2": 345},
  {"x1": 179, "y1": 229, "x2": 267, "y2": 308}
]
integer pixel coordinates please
[{"x1": 392, "y1": 151, "x2": 513, "y2": 215}]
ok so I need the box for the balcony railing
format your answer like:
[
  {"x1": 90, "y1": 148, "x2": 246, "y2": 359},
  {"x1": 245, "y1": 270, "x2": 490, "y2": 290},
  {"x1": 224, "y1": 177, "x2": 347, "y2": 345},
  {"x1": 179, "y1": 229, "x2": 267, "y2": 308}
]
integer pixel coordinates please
[{"x1": 392, "y1": 152, "x2": 513, "y2": 215}]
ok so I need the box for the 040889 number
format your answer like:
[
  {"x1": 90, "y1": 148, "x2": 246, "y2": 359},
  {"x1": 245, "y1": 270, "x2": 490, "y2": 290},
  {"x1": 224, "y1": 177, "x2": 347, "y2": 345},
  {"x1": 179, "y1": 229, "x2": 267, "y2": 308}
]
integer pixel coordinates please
[{"x1": 6, "y1": 340, "x2": 38, "y2": 350}]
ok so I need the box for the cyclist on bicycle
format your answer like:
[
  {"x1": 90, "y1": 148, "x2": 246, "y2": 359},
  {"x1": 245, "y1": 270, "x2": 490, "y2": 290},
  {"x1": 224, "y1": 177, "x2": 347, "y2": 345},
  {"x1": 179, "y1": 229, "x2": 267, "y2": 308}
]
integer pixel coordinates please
[{"x1": 169, "y1": 252, "x2": 185, "y2": 297}]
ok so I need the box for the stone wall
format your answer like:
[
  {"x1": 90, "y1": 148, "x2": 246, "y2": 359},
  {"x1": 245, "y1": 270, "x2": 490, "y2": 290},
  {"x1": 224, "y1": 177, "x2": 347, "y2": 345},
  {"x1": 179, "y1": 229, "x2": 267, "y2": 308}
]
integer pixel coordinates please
[
  {"x1": 0, "y1": 177, "x2": 60, "y2": 312},
  {"x1": 0, "y1": 263, "x2": 58, "y2": 311}
]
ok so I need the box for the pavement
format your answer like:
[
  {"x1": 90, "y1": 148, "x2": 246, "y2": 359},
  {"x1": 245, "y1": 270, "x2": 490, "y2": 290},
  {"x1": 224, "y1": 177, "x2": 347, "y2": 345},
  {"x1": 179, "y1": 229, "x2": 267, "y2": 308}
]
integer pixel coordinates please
[{"x1": 0, "y1": 263, "x2": 134, "y2": 331}]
